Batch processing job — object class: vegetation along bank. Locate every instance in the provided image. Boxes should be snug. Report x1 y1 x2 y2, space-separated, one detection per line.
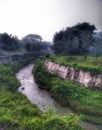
33 57 102 125
0 60 83 130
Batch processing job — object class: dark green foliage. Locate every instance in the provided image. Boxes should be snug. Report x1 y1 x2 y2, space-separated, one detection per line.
44 114 82 130
0 60 32 91
53 22 96 55
0 33 52 58
33 60 102 124
0 33 20 51
33 60 53 89
91 32 102 57
80 115 102 125
0 64 20 91
22 34 51 55
0 62 83 130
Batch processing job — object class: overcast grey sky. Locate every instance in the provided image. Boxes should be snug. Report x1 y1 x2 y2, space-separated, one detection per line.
0 0 102 41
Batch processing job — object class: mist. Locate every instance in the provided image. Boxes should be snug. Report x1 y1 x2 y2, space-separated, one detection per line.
75 0 102 31
0 0 102 41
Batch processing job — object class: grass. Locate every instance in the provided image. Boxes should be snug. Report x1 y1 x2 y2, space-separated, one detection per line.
0 49 27 56
33 59 102 124
48 54 102 74
0 61 83 130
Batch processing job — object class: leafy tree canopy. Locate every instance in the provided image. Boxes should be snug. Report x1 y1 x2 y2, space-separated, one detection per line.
53 22 96 55
0 32 20 51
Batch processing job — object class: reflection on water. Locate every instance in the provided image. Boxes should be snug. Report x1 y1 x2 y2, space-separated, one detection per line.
16 64 102 130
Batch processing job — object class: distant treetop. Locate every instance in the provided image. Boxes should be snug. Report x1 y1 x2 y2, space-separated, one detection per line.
23 34 42 42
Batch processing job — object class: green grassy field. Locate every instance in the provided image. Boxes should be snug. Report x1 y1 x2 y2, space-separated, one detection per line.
33 59 102 124
0 61 83 130
48 54 102 73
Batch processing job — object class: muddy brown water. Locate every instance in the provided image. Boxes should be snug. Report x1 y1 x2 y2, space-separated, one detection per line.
16 64 102 130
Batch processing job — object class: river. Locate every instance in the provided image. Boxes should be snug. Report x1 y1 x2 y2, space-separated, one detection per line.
16 64 102 130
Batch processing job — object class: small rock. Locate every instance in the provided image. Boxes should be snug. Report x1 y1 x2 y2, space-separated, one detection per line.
22 87 25 90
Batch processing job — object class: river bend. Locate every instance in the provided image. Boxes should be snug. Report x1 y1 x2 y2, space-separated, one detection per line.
16 64 102 130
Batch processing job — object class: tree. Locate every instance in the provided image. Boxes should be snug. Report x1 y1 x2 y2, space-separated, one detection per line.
22 34 42 52
92 32 102 59
53 22 96 55
0 33 20 51
22 34 52 55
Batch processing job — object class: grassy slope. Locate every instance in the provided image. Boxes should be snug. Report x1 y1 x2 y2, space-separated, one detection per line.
48 54 102 73
0 61 83 130
33 59 102 125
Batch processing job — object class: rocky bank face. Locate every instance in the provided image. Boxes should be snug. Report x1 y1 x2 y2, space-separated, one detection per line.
44 60 102 89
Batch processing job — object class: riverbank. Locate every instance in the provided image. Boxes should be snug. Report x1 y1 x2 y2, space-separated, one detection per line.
16 63 102 130
0 61 83 130
33 59 102 125
43 60 102 89
16 64 73 114
47 54 102 74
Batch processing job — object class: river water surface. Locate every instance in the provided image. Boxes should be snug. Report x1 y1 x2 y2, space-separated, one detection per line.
16 64 102 130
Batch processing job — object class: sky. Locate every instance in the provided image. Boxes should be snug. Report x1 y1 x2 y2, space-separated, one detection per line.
0 0 102 41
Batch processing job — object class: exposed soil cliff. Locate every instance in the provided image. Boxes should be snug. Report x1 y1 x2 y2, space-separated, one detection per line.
44 60 102 89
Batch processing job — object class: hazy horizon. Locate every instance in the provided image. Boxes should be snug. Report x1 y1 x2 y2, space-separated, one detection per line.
0 0 102 41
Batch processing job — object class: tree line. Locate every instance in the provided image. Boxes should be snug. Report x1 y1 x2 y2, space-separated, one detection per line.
52 22 96 55
0 33 52 56
0 22 102 57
